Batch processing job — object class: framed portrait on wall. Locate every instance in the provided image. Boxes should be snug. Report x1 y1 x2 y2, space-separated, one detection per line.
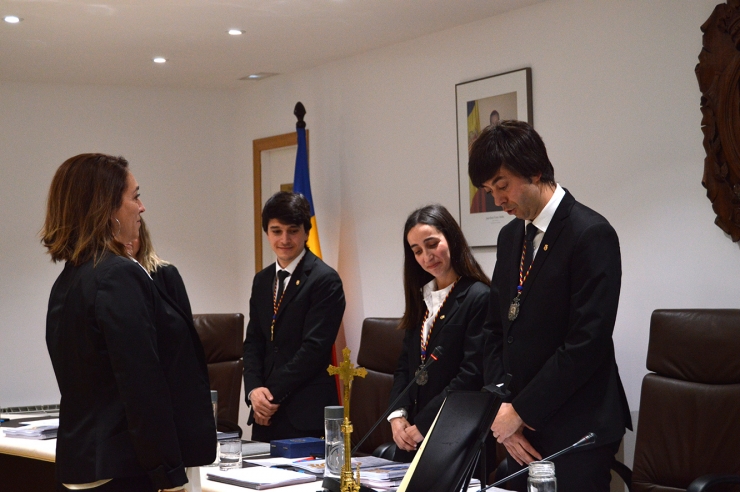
455 67 532 247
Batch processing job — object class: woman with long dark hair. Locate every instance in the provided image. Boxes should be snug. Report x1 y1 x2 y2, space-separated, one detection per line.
388 204 490 461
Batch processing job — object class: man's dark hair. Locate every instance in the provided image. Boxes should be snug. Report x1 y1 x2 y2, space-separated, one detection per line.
261 191 312 233
468 120 555 188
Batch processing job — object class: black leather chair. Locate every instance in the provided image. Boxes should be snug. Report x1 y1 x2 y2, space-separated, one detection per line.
612 309 740 492
348 317 405 455
193 313 245 434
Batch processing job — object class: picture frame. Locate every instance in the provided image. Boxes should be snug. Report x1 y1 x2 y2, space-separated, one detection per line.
252 131 307 271
455 67 532 247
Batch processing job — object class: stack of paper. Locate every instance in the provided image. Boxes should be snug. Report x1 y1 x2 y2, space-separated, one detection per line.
287 455 401 477
3 418 59 440
206 466 316 490
360 463 410 481
217 431 240 441
241 441 271 457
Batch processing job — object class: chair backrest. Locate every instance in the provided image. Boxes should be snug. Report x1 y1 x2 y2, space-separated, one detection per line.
193 313 245 429
632 309 740 491
349 317 405 455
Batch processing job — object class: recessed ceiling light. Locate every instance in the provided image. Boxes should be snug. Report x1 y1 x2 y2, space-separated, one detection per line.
228 29 244 36
4 15 22 24
239 72 278 81
153 57 167 64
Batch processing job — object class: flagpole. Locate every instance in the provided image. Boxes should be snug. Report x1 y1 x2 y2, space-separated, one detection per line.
293 102 341 402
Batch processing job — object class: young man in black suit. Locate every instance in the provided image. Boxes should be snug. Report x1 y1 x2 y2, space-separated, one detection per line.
243 192 345 442
469 121 632 492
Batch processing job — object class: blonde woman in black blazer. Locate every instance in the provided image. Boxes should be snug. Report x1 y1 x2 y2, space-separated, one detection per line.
130 218 193 321
388 204 490 461
42 154 215 492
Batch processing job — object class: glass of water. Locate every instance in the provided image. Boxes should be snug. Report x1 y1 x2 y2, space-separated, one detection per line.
219 438 242 471
527 461 556 492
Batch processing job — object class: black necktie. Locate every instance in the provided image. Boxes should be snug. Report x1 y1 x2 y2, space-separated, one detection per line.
522 223 539 274
276 270 290 301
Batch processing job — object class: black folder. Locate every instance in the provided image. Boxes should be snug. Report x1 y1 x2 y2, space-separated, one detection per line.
398 390 501 492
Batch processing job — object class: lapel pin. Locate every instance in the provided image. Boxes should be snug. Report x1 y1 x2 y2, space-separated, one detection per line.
543 244 549 251
295 280 300 285
440 315 445 320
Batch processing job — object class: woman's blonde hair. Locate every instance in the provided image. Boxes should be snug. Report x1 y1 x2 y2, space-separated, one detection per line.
41 153 130 265
135 218 170 274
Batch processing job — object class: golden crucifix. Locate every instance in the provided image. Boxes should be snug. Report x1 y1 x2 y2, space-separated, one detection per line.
327 347 367 492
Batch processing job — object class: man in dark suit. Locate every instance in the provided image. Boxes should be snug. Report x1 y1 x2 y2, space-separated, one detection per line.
468 121 632 492
243 191 345 442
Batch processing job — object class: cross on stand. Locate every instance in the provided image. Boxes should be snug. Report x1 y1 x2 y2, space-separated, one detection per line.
327 347 367 492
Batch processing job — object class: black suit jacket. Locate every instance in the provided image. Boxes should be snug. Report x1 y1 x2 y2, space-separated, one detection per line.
390 278 489 435
152 263 193 321
46 253 216 489
483 191 631 453
243 250 345 437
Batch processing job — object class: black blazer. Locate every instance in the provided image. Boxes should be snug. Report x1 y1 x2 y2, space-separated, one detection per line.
152 263 193 321
243 250 345 435
390 277 489 435
483 191 632 453
46 253 216 489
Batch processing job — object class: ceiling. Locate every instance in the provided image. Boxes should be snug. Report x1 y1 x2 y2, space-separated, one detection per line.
0 0 543 90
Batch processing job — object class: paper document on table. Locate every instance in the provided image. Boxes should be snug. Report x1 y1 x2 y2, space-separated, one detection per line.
3 418 59 440
206 466 315 489
242 457 297 467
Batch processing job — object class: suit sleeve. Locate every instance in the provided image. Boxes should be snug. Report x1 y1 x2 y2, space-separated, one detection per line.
412 285 489 435
513 222 622 430
265 268 345 403
95 261 187 490
482 255 509 397
243 274 267 402
388 326 415 413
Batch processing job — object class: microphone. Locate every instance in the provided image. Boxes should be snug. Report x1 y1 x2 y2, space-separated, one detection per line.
350 346 444 456
479 432 597 491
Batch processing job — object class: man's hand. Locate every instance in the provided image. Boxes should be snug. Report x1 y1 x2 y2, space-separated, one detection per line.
390 417 419 452
491 402 532 442
501 430 542 466
250 387 279 426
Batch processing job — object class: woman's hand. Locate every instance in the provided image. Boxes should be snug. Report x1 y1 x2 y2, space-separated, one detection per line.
391 417 422 452
403 425 424 447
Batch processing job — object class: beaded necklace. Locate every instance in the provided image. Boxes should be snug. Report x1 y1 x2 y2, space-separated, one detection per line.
271 274 288 341
419 278 459 365
508 235 535 321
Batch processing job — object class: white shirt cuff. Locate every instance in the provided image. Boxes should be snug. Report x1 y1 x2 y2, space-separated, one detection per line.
387 409 407 422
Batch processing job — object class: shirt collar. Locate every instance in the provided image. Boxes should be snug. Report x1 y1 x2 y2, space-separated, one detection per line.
422 278 456 299
526 183 565 234
275 247 307 276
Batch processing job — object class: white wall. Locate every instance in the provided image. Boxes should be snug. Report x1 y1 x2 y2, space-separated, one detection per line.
0 82 241 410
233 0 730 413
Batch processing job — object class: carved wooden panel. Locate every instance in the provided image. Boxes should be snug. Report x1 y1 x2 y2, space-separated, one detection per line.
696 0 740 241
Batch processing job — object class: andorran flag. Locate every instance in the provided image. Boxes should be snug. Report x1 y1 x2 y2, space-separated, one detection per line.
292 122 322 258
292 103 345 401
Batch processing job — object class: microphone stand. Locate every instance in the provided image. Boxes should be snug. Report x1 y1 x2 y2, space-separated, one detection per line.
350 346 443 456
478 432 597 491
